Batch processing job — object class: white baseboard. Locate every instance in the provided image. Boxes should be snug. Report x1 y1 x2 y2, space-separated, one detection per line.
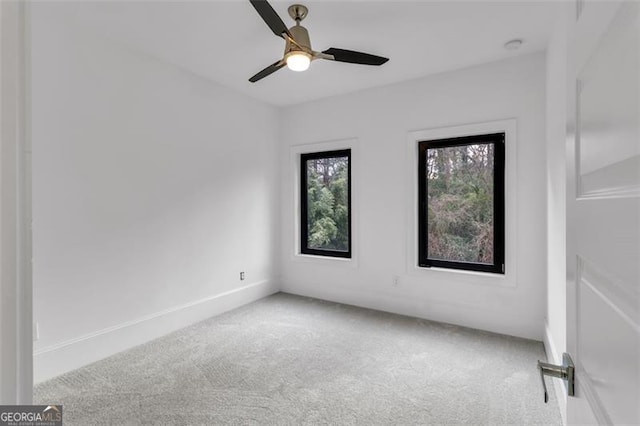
543 322 567 425
34 280 277 384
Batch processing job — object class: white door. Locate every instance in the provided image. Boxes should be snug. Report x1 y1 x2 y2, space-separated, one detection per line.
566 1 639 424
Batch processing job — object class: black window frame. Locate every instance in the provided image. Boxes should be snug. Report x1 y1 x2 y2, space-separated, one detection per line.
300 149 352 258
418 133 505 274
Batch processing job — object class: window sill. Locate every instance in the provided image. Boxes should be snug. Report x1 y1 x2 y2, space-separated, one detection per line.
410 265 515 288
292 253 358 268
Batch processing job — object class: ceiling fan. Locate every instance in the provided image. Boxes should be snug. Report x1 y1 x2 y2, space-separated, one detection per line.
248 0 389 83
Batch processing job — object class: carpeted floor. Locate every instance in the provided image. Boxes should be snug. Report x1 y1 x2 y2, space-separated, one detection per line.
35 293 561 425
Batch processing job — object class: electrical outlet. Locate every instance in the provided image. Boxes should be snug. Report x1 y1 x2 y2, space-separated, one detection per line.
240 272 245 281
392 276 399 287
33 321 39 342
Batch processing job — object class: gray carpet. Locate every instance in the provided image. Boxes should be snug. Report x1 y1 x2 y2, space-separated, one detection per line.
35 293 561 425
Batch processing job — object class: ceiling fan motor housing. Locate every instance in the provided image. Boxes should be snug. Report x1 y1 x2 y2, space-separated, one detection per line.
286 25 312 55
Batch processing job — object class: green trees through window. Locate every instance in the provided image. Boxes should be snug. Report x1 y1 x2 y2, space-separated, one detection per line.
427 143 495 263
301 150 351 258
418 134 505 274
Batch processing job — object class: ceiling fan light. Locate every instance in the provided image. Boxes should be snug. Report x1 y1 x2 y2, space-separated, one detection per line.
285 51 311 72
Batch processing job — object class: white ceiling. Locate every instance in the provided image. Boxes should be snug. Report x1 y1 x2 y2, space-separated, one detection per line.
56 1 558 106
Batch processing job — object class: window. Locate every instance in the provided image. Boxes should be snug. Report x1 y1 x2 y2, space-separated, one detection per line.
418 133 505 273
300 149 351 258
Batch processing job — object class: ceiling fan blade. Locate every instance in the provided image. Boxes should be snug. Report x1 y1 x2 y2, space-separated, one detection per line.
249 0 291 38
322 48 389 66
249 60 286 83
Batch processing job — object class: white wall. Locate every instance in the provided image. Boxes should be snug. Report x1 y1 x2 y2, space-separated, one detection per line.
30 5 280 382
544 11 568 424
280 53 547 340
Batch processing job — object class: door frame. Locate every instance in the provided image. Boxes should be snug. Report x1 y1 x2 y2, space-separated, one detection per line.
0 0 32 404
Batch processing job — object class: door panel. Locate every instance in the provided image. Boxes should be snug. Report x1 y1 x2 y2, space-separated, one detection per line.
567 1 640 424
578 259 639 424
577 4 639 198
